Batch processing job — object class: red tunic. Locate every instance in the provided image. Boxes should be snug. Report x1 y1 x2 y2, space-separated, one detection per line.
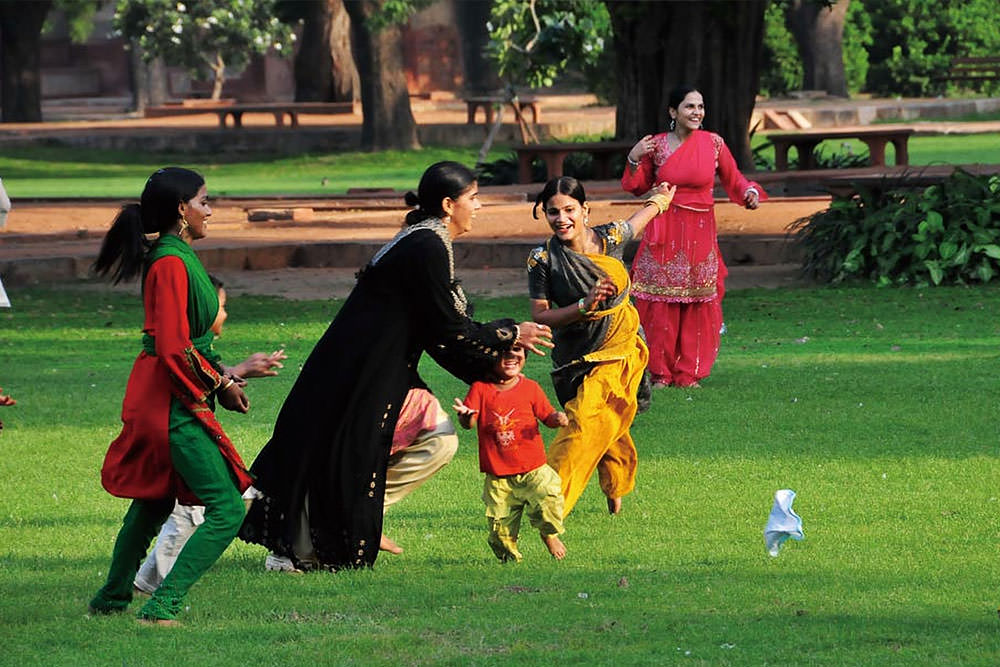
100 255 253 504
464 376 557 477
621 129 767 302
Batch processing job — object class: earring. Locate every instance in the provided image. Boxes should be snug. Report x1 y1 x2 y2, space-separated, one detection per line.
584 215 590 225
669 118 676 132
178 216 190 236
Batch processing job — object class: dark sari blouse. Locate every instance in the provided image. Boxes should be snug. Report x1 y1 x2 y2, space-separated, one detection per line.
527 221 636 404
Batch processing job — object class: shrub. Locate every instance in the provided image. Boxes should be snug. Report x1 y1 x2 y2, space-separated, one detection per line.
789 169 1000 286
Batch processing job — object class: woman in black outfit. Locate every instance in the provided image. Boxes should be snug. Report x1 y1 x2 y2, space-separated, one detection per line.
240 162 552 570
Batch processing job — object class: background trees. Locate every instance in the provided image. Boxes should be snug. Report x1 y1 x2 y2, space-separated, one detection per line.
114 0 293 101
607 1 768 170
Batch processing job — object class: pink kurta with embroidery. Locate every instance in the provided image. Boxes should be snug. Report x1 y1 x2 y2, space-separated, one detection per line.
621 129 766 303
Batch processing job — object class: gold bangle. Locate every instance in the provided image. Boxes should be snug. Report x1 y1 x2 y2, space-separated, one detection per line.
645 193 673 214
220 377 235 391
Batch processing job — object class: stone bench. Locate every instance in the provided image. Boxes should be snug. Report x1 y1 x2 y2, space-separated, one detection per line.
144 101 358 128
513 141 634 184
766 128 914 171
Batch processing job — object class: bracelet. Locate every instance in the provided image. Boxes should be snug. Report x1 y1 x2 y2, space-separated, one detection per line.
578 298 589 315
512 324 521 345
626 156 640 168
220 377 235 391
644 192 673 214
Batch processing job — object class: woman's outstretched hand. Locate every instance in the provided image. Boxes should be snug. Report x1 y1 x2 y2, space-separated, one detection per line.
218 381 250 413
517 321 554 356
744 188 760 210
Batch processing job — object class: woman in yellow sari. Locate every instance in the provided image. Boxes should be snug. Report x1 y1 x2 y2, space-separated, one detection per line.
528 177 674 515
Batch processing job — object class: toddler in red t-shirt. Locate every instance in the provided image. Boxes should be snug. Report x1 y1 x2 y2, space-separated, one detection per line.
453 345 569 562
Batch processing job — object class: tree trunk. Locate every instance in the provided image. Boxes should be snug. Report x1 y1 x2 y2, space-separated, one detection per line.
455 0 499 94
0 0 53 123
343 0 419 151
787 0 849 97
294 0 358 102
607 0 766 170
210 53 226 101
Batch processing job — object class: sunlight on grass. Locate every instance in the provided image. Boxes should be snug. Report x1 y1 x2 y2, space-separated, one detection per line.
2 286 1000 663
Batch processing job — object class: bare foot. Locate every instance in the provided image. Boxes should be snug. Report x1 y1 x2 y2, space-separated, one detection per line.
138 617 180 627
542 534 566 560
607 497 622 515
379 534 403 554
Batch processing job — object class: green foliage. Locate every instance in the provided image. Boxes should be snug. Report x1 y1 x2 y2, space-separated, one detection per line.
113 0 293 95
863 0 1000 96
486 0 610 90
842 0 871 95
759 1 803 97
790 169 1000 286
364 0 432 32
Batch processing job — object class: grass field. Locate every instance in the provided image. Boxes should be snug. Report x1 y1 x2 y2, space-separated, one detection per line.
0 131 998 199
2 285 999 665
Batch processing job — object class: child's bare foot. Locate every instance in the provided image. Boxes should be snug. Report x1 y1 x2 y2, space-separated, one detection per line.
607 497 622 515
542 534 566 560
379 534 403 554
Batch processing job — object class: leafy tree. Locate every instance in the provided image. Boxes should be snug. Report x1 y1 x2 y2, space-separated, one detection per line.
114 0 294 100
841 0 870 95
760 2 803 97
486 0 610 90
863 0 1000 97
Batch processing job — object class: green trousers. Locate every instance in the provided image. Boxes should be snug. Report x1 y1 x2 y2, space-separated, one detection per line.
89 399 245 620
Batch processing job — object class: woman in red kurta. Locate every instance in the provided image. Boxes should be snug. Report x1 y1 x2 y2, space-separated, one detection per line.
89 168 253 625
621 86 766 388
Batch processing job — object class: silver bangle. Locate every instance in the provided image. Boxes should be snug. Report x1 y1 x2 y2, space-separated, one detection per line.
627 156 640 168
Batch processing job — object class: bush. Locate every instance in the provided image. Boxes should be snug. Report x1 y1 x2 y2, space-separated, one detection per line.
789 169 1000 286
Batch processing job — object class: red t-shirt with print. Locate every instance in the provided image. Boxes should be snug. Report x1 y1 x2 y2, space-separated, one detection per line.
463 376 557 476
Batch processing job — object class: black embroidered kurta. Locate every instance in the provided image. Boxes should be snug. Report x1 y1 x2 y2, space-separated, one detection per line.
240 220 518 569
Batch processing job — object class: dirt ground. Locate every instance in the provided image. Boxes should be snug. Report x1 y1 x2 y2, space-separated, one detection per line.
1 195 826 298
2 195 824 239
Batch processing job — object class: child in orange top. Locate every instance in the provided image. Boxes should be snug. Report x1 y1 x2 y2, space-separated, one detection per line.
453 345 569 562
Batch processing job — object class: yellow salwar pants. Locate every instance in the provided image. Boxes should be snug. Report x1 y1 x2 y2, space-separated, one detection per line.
547 342 647 516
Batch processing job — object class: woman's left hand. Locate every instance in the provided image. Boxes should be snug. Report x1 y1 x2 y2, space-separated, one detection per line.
744 189 760 210
516 322 554 356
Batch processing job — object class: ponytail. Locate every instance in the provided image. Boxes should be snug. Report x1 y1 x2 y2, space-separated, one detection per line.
91 167 205 284
93 204 148 284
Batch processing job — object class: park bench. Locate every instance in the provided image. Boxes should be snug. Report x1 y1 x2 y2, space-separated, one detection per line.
464 95 541 126
767 128 913 171
513 140 634 184
934 57 1000 84
144 101 358 128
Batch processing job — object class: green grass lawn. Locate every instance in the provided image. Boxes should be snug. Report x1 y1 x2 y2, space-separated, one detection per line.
0 145 488 198
2 285 999 665
1 131 998 199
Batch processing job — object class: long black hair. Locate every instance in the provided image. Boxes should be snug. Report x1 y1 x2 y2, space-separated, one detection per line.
403 161 476 226
93 167 205 284
532 176 587 219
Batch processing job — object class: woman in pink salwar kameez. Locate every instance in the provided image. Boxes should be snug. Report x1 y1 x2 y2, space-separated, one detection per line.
621 86 766 388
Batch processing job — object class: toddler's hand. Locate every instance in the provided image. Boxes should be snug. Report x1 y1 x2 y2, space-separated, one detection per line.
554 411 569 427
451 398 477 418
